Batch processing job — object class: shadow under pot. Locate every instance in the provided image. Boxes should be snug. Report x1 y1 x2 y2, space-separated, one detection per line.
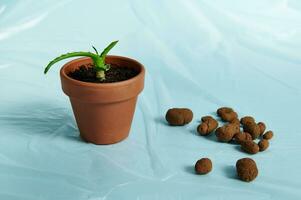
60 56 145 144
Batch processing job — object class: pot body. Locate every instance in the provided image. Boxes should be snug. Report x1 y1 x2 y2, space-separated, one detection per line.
60 56 145 144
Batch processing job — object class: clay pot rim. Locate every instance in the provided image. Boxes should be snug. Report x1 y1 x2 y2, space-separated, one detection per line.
60 55 145 88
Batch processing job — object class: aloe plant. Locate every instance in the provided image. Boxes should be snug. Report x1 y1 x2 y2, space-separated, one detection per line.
44 40 118 80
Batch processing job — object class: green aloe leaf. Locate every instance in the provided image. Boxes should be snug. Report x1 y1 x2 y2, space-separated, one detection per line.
44 40 119 80
100 40 118 59
44 52 98 74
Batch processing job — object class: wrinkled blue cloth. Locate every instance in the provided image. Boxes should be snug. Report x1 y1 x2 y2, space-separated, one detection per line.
0 0 301 199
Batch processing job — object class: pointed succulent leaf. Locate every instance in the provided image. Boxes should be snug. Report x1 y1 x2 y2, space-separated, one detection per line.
44 51 99 74
100 40 118 59
44 40 119 81
92 46 99 55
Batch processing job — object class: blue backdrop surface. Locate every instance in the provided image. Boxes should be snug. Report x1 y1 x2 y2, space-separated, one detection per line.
0 0 301 199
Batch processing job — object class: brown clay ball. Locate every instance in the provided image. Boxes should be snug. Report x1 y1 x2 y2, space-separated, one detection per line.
181 108 193 124
234 132 252 144
201 116 214 122
195 158 212 175
217 107 233 116
243 122 261 139
263 131 273 140
197 123 208 136
241 140 259 154
217 107 238 122
230 118 240 125
197 116 218 136
165 108 193 126
220 112 238 122
236 158 258 182
240 116 255 126
257 122 266 136
258 139 269 151
215 123 240 142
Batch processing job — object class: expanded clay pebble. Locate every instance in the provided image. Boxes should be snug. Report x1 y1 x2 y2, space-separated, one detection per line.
217 107 231 116
230 118 240 125
257 122 266 136
165 108 193 126
240 116 255 126
234 132 252 144
241 141 259 154
217 107 238 122
215 123 240 142
197 116 218 136
243 122 261 139
236 158 258 182
195 158 212 175
201 116 214 122
258 139 269 151
263 131 273 140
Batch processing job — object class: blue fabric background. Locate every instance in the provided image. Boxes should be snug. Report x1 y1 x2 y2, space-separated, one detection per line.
1 0 301 199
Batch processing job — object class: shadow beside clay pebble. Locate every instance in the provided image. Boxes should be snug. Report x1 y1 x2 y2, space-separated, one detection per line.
184 165 196 175
200 132 218 143
189 129 199 136
155 116 169 125
222 165 237 180
234 145 245 153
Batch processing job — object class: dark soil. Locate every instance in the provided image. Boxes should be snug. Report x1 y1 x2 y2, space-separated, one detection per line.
68 64 139 83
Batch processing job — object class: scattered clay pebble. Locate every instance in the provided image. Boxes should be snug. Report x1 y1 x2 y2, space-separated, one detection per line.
197 116 218 136
195 158 212 175
243 122 261 139
241 141 259 154
217 107 232 116
221 112 238 122
240 116 255 126
236 158 258 182
257 122 266 136
165 108 193 126
230 118 240 125
258 139 269 151
217 107 238 122
263 131 273 140
215 123 240 142
201 116 214 122
234 132 252 144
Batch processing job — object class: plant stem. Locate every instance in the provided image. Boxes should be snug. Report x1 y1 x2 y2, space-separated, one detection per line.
96 70 105 80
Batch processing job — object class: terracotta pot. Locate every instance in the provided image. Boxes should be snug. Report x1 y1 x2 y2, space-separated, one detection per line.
60 56 145 144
